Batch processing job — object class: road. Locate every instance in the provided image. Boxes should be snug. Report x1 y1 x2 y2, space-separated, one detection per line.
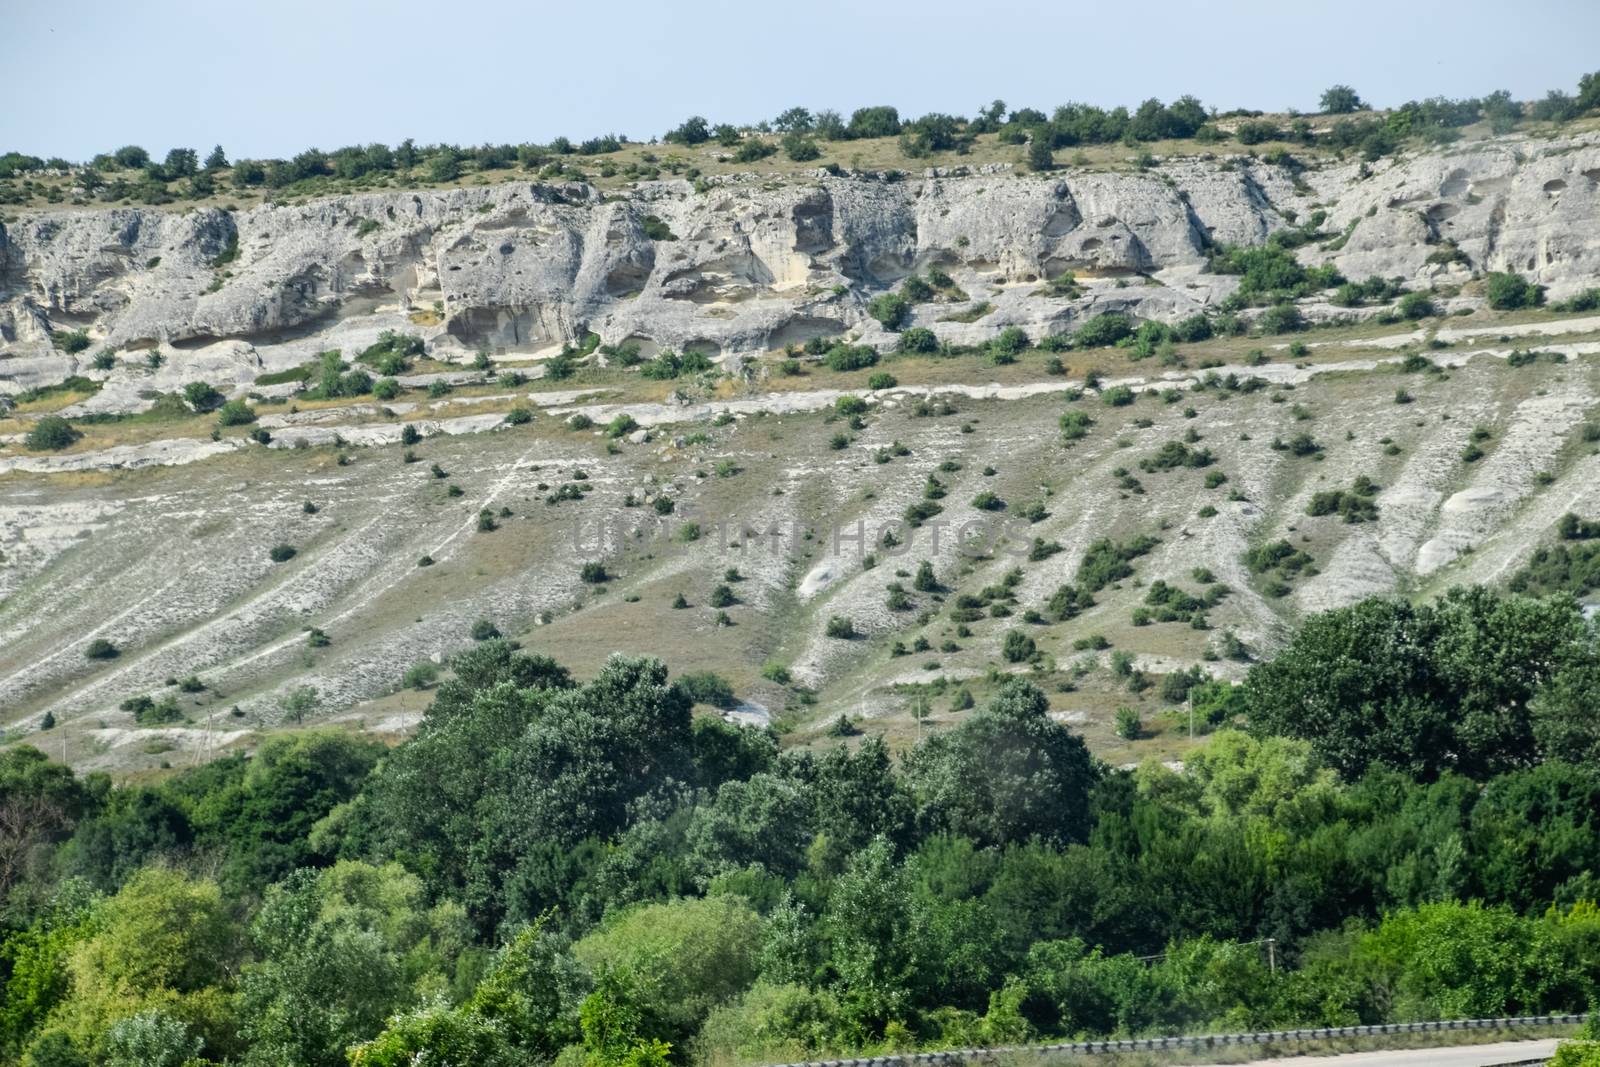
1236 1038 1560 1066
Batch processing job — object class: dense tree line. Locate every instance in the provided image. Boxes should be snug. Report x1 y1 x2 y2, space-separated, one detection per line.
4 587 1600 1065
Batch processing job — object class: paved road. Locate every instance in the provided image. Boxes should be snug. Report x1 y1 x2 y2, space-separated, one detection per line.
1235 1038 1560 1066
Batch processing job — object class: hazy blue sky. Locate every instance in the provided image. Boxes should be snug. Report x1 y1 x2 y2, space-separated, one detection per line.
6 0 1597 161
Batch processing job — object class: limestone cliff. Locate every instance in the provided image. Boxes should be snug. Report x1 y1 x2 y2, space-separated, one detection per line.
4 130 1597 400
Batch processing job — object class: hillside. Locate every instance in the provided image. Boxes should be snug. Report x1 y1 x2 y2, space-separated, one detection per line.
3 126 1600 771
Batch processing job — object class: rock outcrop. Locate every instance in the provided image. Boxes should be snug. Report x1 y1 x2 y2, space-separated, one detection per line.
3 131 1600 397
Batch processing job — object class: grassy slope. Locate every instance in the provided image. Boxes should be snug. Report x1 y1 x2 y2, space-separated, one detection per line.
4 307 1600 775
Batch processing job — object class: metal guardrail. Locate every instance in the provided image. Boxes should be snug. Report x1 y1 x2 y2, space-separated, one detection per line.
768 1013 1587 1067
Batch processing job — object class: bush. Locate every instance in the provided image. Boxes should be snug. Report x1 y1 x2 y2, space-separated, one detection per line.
897 327 939 354
1078 534 1159 591
867 293 911 331
1554 288 1600 313
402 662 439 690
641 215 677 241
1101 385 1136 407
990 326 1030 360
579 561 609 583
782 133 821 161
677 670 736 708
1257 303 1305 333
825 616 857 639
901 276 934 303
52 328 91 354
85 638 120 660
867 372 898 390
1398 291 1437 320
1002 630 1036 663
182 381 225 411
972 490 1006 511
24 415 81 451
470 618 501 641
1060 410 1094 441
1074 313 1133 348
1235 120 1282 145
824 345 879 372
1307 480 1381 523
216 399 256 426
1114 707 1142 739
372 378 401 400
269 544 297 562
1485 272 1544 310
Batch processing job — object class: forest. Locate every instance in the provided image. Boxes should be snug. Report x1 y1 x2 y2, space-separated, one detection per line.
4 585 1600 1067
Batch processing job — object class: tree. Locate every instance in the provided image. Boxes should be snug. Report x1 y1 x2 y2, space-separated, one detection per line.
1532 652 1600 764
509 657 694 848
103 1010 201 1067
1245 589 1585 780
427 151 461 182
573 896 762 1043
160 148 198 179
665 116 710 145
846 106 902 139
773 107 814 133
356 654 684 929
902 680 1098 848
1320 85 1369 114
1027 137 1054 171
1468 761 1600 909
205 730 382 893
686 772 813 881
52 868 234 1060
203 145 228 170
0 747 94 901
238 862 471 1067
823 837 919 1027
348 1006 505 1067
280 686 317 723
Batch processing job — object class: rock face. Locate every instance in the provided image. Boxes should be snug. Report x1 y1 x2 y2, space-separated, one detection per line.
3 131 1600 395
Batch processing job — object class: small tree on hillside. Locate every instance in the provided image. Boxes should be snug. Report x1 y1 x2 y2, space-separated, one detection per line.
1320 85 1369 114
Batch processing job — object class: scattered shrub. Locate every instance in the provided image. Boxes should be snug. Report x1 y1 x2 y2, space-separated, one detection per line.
1485 271 1544 310
24 415 81 451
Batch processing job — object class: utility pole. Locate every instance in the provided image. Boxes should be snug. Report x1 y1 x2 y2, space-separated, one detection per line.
1267 938 1277 975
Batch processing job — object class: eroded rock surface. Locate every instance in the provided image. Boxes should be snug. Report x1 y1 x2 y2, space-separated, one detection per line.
6 133 1598 396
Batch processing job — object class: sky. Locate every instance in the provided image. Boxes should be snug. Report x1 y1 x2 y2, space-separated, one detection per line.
5 0 1597 162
